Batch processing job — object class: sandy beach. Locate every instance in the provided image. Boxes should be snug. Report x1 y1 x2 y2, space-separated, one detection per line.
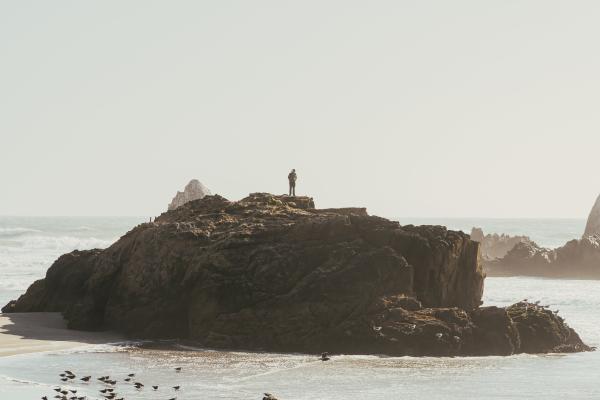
0 312 122 357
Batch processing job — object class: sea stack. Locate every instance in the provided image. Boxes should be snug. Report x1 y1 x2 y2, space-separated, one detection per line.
470 227 532 261
2 193 591 356
168 179 211 210
583 194 600 238
482 193 600 278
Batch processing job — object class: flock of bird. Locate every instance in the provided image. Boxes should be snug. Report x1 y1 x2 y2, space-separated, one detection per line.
41 353 331 400
40 367 183 400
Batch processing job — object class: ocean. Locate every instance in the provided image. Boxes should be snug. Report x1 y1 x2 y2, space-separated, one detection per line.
0 216 598 399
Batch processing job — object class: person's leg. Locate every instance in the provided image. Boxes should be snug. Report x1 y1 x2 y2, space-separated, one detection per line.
292 183 296 196
289 184 292 196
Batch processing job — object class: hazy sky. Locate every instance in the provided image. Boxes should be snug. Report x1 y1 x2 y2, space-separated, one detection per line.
1 1 599 218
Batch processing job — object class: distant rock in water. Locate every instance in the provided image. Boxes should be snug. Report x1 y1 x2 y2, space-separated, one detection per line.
584 194 600 238
2 193 591 356
483 193 600 279
485 236 600 279
168 179 211 210
470 227 532 260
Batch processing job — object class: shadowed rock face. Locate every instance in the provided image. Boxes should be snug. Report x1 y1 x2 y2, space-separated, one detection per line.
2 193 591 356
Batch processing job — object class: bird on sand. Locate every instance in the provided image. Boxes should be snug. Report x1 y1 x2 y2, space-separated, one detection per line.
320 352 330 361
152 386 158 390
175 367 182 372
80 376 91 382
173 386 180 391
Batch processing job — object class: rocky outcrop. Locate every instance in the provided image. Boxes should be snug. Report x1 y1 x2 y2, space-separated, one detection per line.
506 302 589 354
2 193 591 356
485 236 600 278
470 228 532 261
168 179 211 210
584 194 600 238
481 192 600 278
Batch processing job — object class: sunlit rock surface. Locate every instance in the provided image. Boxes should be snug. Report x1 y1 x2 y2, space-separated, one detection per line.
168 179 211 210
584 194 600 238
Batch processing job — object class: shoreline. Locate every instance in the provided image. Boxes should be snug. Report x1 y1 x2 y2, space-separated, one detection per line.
0 312 122 357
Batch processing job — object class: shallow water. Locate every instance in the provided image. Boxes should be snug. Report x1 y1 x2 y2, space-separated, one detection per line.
0 277 598 400
0 217 598 399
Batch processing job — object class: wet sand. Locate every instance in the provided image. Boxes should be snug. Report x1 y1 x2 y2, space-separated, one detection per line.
0 312 122 357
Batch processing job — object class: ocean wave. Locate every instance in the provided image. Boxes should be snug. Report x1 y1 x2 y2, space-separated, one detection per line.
0 374 49 386
175 343 212 352
52 341 143 355
3 235 114 251
0 227 43 237
0 235 116 293
73 226 95 231
0 279 36 290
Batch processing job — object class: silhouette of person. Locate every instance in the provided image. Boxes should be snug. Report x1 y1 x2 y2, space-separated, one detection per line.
288 169 297 196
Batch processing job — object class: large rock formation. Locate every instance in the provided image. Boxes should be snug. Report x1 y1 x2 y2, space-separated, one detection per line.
470 227 532 261
584 194 600 238
485 236 600 278
168 179 211 210
2 193 591 356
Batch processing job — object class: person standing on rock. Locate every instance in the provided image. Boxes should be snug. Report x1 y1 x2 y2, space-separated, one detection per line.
288 169 297 196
